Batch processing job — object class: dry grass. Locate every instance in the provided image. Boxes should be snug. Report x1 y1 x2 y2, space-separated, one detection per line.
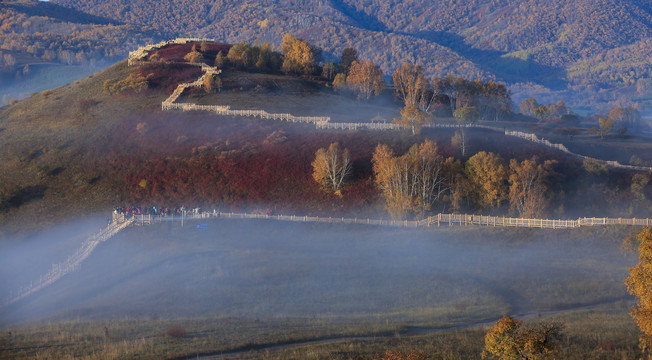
0 303 639 360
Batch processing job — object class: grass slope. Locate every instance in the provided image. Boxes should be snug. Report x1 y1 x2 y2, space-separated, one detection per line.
1 53 650 239
0 219 639 359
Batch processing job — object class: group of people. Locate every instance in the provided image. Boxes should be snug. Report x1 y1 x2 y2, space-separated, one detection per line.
113 206 204 217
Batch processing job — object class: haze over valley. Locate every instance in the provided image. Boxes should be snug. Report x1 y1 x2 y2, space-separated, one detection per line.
1 0 652 358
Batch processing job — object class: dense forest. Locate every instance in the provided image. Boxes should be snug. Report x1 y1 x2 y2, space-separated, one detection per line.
0 1 163 80
50 0 652 114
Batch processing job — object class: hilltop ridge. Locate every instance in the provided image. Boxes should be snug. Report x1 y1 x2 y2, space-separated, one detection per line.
51 0 652 113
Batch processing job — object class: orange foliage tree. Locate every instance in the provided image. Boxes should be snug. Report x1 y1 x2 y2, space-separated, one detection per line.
281 33 316 75
465 152 508 211
347 59 384 100
484 315 563 360
625 228 652 356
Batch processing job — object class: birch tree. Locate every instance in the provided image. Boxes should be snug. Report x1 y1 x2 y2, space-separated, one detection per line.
508 157 555 218
347 60 384 100
372 141 449 219
312 142 352 192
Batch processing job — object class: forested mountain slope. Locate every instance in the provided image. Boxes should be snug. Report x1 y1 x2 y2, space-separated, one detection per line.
43 0 652 113
0 1 163 79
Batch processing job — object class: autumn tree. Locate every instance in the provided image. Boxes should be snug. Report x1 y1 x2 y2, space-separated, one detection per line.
184 45 204 64
533 105 549 120
435 75 464 114
454 106 479 123
484 315 563 360
281 33 316 75
411 140 448 214
519 97 539 116
452 106 479 157
332 73 347 91
203 73 221 93
392 62 428 109
452 130 468 157
214 50 227 68
227 41 253 68
322 61 336 81
630 174 650 215
339 47 358 75
312 142 352 193
465 152 508 211
347 59 384 100
625 228 652 356
547 101 568 117
598 117 613 139
372 144 415 219
609 106 642 132
508 157 555 218
372 141 449 219
393 104 430 135
477 80 512 121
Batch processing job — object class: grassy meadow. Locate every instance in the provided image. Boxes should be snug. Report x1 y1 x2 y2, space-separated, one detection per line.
0 218 642 359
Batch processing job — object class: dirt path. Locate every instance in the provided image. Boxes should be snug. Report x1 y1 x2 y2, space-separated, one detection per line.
183 300 629 359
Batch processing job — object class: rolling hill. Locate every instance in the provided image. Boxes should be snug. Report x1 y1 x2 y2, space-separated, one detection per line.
50 0 652 113
0 44 650 240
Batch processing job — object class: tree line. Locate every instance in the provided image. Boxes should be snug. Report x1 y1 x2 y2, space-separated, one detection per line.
519 95 645 138
313 140 559 220
0 5 161 77
181 36 515 128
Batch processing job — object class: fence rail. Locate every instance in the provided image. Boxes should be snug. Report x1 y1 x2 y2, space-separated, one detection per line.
5 209 650 306
505 130 652 172
3 217 133 306
127 211 652 230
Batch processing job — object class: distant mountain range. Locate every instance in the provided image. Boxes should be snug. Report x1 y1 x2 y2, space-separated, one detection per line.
12 0 652 113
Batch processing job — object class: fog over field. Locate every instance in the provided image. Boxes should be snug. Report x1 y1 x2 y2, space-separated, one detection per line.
0 63 110 105
0 218 635 326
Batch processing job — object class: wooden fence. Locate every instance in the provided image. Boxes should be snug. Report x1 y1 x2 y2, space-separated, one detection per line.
5 210 651 306
149 40 652 174
506 130 652 172
3 217 133 306
128 211 652 230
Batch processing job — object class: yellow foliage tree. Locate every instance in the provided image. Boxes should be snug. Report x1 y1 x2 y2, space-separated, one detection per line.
184 45 204 64
311 142 352 192
465 151 508 211
484 315 563 360
393 104 430 135
392 62 428 108
625 228 652 355
281 33 316 75
598 117 613 139
347 59 384 100
372 141 449 219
